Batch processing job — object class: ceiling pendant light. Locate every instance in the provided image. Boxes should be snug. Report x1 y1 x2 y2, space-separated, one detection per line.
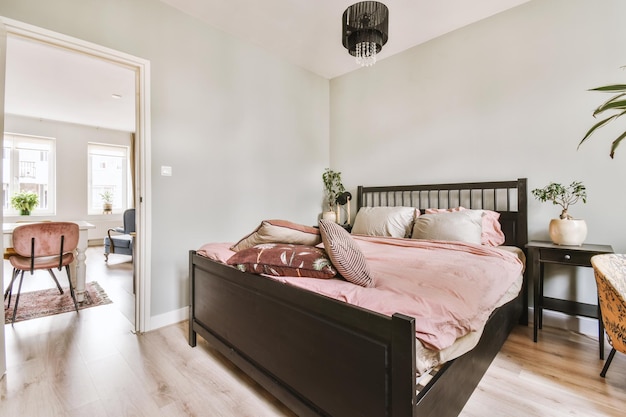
342 1 389 67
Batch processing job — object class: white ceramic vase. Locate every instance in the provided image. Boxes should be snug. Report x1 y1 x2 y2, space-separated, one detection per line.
548 218 587 246
321 211 337 223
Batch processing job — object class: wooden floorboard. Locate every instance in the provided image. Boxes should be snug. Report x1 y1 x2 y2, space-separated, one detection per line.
2 250 625 416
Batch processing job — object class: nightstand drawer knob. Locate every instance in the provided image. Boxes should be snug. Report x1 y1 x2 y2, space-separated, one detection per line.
564 254 571 260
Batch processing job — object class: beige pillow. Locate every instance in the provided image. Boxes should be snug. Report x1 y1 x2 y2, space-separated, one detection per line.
411 210 483 244
351 207 417 238
425 207 505 246
231 220 321 252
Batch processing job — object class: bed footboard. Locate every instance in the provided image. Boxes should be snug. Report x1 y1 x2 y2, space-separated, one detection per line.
189 250 417 417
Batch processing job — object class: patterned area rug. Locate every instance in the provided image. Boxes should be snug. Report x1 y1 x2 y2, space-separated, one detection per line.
4 281 112 324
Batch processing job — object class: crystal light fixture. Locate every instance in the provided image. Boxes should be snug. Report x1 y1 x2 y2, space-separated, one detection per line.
342 2 389 67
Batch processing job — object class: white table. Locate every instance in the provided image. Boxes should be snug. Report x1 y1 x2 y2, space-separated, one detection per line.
3 221 95 303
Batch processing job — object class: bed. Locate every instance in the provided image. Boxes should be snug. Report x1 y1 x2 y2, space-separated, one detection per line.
188 178 528 417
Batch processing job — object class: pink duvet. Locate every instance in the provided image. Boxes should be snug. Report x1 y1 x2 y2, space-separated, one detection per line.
197 236 523 351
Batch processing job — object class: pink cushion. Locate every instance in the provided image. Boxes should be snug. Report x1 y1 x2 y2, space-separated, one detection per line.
10 252 74 270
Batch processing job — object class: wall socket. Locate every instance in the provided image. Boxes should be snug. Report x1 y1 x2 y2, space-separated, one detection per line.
161 166 172 176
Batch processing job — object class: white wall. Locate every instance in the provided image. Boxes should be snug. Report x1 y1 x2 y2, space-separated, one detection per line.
4 114 131 241
331 0 626 330
0 0 330 318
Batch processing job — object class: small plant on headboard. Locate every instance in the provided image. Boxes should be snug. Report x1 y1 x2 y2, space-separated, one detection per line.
322 168 345 211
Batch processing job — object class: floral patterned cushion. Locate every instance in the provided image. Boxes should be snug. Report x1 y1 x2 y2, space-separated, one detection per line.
227 243 336 279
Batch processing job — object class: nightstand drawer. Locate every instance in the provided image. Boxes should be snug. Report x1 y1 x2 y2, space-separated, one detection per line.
539 248 593 266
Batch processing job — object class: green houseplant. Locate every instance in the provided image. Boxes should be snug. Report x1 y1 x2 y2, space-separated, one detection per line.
579 73 626 158
531 181 587 245
322 168 345 221
100 190 114 213
10 190 39 215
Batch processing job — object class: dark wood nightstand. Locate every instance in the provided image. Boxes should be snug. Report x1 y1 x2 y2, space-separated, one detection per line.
526 240 613 359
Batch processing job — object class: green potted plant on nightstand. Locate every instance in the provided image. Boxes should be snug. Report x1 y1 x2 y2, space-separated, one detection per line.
531 181 587 245
322 168 345 223
10 190 39 216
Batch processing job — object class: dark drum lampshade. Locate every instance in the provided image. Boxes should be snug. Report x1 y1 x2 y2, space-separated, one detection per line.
342 1 389 67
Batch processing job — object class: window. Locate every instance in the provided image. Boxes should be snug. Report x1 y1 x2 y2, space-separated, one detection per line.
3 133 56 215
88 143 129 214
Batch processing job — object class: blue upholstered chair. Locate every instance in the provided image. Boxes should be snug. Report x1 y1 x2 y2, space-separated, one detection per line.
104 208 135 262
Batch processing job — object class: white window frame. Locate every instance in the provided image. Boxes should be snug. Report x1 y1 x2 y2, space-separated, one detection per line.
3 132 56 216
87 142 130 215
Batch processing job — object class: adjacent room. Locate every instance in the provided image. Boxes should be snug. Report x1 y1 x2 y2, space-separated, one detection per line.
1 0 626 416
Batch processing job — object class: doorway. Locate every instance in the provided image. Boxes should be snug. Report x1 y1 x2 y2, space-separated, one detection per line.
0 17 151 333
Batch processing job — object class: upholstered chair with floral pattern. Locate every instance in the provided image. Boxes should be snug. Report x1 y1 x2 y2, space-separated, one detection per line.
591 253 626 377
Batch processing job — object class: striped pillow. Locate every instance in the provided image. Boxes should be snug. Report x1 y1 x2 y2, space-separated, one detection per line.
318 219 372 287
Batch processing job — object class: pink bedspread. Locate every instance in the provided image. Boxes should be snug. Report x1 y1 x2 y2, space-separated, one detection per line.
197 237 523 350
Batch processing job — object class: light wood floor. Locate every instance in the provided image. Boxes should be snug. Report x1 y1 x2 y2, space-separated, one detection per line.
2 256 626 416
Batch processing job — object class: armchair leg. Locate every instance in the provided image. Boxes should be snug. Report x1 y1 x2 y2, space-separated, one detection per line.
4 268 19 306
47 269 64 294
600 348 617 377
11 270 26 325
65 265 79 313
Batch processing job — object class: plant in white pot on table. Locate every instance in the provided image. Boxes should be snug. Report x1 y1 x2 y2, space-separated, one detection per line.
100 190 114 214
10 190 39 216
531 181 588 246
322 168 345 223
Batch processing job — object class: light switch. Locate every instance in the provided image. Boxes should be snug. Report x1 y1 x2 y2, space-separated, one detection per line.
161 166 172 176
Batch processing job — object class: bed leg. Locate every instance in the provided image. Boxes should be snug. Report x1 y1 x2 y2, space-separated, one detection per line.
189 327 197 347
391 313 416 417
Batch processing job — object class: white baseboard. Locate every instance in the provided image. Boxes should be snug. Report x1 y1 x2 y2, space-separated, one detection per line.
527 307 601 340
148 306 189 331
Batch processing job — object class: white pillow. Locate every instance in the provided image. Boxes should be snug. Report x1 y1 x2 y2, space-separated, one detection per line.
351 207 417 238
411 210 483 244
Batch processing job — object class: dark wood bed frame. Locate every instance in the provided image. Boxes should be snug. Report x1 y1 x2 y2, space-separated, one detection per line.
189 178 528 417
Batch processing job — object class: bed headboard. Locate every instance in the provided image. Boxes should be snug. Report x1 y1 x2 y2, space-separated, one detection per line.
356 178 528 248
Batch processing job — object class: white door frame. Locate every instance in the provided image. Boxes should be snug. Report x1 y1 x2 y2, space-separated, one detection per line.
0 19 7 379
0 16 152 333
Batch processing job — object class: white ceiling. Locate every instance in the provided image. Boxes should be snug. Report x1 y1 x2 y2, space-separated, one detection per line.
161 0 531 79
5 35 137 132
3 0 530 132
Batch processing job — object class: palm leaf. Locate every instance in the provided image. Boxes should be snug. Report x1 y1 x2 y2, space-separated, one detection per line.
610 130 626 158
579 112 625 149
590 84 626 92
593 95 626 116
581 72 626 157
